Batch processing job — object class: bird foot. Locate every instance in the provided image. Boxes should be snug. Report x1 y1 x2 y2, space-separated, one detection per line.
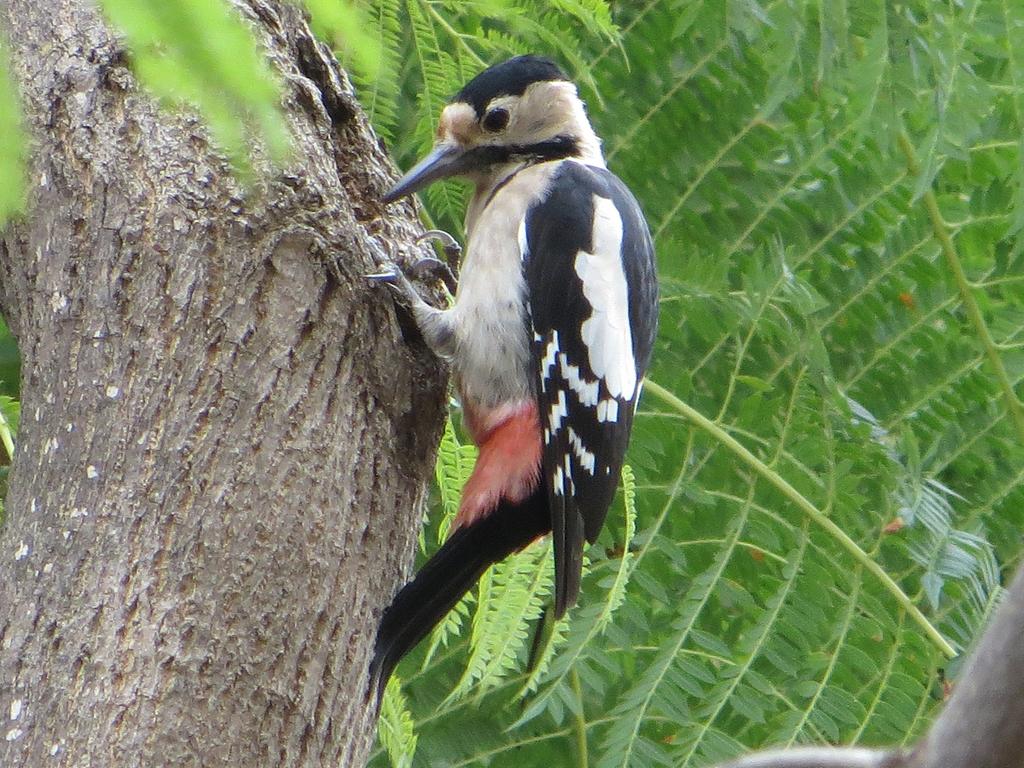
405 257 457 294
414 230 460 293
366 229 461 299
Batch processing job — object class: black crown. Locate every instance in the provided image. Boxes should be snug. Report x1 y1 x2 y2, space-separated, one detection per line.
454 55 569 116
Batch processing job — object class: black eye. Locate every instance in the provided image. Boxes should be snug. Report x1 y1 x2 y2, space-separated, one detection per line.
482 107 510 132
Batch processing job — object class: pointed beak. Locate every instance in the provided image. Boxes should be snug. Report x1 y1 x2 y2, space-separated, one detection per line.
382 143 472 203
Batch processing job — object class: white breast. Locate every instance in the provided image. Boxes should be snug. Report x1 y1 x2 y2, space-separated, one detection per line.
452 163 559 409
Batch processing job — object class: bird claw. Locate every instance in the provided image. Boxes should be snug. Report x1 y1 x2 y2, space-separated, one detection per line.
366 264 418 304
416 230 461 293
407 257 458 294
365 269 399 285
367 230 461 299
416 229 462 261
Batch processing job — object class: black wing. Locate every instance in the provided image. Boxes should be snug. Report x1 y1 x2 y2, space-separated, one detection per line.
523 160 658 617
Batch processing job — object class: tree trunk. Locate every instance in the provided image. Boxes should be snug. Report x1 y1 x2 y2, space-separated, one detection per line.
0 1 445 766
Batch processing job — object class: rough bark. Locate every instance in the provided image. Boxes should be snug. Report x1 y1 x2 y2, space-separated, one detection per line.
0 1 445 766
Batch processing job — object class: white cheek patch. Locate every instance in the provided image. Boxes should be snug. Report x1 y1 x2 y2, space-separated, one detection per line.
574 196 637 401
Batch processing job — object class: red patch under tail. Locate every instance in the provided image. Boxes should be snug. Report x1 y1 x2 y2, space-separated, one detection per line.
454 400 542 532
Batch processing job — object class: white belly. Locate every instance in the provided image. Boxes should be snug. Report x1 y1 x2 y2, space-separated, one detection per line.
452 163 559 409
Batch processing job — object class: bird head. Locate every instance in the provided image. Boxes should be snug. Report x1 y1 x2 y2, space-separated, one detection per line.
383 55 602 203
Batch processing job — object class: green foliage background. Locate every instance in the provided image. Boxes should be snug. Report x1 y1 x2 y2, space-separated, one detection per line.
1 0 1023 765
360 1 1024 766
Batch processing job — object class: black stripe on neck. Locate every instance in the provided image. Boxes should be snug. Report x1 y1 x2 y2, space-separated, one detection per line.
510 135 581 162
484 169 521 207
468 135 580 169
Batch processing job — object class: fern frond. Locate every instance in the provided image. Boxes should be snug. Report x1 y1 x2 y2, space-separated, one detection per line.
433 417 477 538
446 540 552 700
348 0 403 140
378 675 418 768
369 1 1024 766
595 464 636 632
421 418 477 663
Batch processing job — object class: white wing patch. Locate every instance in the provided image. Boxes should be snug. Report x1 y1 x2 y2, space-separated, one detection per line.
574 195 637 401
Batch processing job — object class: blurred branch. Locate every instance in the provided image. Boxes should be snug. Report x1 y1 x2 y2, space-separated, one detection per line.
719 747 903 768
909 563 1024 767
715 561 1024 768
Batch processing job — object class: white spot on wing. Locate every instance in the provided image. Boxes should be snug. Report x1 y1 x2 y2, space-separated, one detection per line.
597 398 619 423
548 390 567 432
518 216 529 261
559 353 599 406
568 427 596 475
575 196 637 400
541 332 560 382
564 453 576 494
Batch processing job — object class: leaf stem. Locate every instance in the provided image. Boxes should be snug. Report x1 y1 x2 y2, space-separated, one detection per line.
571 667 589 768
897 131 1024 443
642 379 956 658
422 1 486 68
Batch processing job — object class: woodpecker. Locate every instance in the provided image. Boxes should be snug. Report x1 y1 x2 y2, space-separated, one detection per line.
370 55 658 694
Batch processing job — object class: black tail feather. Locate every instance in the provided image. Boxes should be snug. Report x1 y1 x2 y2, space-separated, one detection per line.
370 490 550 701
